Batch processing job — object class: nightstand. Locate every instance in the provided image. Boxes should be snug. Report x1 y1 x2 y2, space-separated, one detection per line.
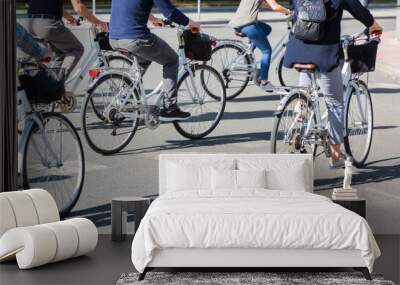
332 199 366 218
111 196 153 242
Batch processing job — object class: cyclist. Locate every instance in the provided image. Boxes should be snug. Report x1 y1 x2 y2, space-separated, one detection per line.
229 0 291 91
20 0 108 78
16 22 52 62
109 0 200 121
284 0 382 168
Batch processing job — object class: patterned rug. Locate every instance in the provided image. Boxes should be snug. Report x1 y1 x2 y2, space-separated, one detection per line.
116 272 396 285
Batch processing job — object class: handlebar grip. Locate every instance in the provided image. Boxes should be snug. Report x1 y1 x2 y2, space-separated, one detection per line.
162 19 176 28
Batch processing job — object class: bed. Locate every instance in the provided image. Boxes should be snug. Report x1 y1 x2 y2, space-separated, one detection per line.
131 154 380 280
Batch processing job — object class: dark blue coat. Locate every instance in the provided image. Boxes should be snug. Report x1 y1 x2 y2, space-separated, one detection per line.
109 0 189 40
284 0 374 72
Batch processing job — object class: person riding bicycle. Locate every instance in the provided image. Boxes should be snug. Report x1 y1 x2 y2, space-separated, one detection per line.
16 22 52 62
20 0 108 78
229 0 291 91
108 0 200 121
284 0 382 168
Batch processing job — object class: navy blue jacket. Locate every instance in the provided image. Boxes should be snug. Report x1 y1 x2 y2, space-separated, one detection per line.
284 0 374 72
109 0 189 40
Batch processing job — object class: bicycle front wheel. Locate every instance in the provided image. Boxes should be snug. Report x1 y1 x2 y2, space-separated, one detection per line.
344 80 373 168
22 112 85 218
208 43 251 100
82 73 140 155
174 64 226 139
270 91 317 156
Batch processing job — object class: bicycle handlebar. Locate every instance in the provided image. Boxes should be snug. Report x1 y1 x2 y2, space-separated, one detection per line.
162 19 176 28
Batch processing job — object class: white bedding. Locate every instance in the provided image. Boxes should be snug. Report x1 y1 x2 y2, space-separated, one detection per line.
131 190 380 273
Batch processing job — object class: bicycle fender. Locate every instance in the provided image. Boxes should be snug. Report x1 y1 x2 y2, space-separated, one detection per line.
214 39 248 50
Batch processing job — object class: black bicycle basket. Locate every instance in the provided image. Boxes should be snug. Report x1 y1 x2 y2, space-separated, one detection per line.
348 39 379 73
19 67 65 104
182 29 212 61
95 32 113 51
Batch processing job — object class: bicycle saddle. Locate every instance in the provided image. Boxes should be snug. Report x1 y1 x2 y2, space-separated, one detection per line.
114 48 131 54
293 63 317 71
234 31 246 38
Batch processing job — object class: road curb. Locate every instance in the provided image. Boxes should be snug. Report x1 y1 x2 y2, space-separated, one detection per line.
376 62 400 81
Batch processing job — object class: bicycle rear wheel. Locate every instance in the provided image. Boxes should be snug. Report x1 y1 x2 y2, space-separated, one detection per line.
174 64 226 139
270 91 317 156
277 55 300 87
82 73 140 155
208 43 251 100
344 80 373 168
22 112 84 218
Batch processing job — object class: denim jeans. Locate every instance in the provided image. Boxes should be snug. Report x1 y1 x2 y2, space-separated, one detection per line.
239 21 272 81
110 33 179 106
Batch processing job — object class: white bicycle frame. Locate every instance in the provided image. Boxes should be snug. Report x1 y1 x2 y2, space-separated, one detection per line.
98 26 203 122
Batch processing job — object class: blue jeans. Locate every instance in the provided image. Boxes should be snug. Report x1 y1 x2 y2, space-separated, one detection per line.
239 21 272 81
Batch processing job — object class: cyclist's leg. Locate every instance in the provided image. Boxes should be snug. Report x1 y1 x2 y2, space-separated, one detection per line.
240 22 272 82
109 39 151 76
317 66 344 162
111 35 178 105
20 18 84 78
109 35 188 120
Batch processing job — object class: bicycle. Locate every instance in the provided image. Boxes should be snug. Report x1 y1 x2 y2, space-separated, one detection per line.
208 17 297 100
24 20 133 112
81 22 226 155
270 30 378 168
17 60 85 217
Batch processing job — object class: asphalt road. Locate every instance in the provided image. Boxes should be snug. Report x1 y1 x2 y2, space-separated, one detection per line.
65 19 400 235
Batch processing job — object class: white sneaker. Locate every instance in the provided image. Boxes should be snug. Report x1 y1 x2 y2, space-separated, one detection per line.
329 154 346 169
259 82 275 92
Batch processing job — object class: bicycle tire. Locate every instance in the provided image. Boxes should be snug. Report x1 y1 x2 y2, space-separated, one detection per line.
277 55 300 87
82 73 140 155
22 112 85 218
208 43 251 100
343 80 373 168
174 64 226 139
270 91 317 157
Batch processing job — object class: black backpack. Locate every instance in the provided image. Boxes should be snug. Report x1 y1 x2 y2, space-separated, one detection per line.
182 29 212 61
19 68 65 104
292 0 336 42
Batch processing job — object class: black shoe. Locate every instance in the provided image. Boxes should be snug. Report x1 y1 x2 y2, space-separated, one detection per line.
159 106 191 122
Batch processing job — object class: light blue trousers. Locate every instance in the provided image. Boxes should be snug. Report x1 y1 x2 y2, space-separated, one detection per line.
299 65 344 145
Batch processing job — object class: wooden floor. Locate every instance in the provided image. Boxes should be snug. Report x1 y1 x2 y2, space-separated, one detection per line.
0 235 398 285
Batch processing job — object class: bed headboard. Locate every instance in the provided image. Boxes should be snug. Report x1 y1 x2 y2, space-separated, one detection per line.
159 153 314 195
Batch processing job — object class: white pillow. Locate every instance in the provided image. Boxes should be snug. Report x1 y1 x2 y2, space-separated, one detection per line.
167 163 210 191
211 169 267 190
238 159 308 192
236 169 267 189
211 168 236 190
167 160 236 192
